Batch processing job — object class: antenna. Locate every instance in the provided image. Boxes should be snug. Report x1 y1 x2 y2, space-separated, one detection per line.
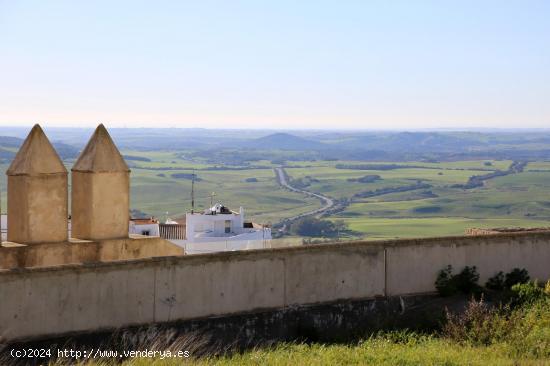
191 169 195 214
210 192 216 207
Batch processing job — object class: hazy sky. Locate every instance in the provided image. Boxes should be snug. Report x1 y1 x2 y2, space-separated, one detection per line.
1 1 549 130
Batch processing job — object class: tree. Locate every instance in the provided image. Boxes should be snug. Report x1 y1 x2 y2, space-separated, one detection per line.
290 217 345 237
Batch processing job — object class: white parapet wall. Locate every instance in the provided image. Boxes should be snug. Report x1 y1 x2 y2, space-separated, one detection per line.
1 232 550 341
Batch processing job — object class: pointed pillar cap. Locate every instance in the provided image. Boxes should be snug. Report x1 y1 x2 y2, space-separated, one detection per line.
72 124 130 173
6 124 67 176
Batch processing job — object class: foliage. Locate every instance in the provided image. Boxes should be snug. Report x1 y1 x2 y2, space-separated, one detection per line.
505 268 530 289
353 182 431 199
123 155 152 162
346 174 382 183
435 265 480 296
511 281 546 304
443 296 512 346
171 173 202 181
290 217 346 237
435 265 456 296
443 295 550 358
485 271 505 290
455 266 481 294
47 298 550 365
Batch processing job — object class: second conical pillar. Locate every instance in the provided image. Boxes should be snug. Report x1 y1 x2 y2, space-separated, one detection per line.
71 124 130 240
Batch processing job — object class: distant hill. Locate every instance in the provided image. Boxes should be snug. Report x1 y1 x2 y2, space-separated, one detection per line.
375 132 486 152
52 142 80 160
335 132 487 153
243 133 326 150
0 136 25 147
0 135 79 161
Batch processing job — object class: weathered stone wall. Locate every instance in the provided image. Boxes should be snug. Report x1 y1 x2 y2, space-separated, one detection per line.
71 124 131 241
385 235 550 295
1 232 549 341
0 236 184 270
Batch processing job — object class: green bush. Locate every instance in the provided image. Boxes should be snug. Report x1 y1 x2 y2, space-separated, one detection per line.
435 265 456 296
290 217 346 237
511 281 546 304
435 265 480 296
455 266 481 294
505 268 530 288
443 296 512 346
443 295 550 358
485 271 505 290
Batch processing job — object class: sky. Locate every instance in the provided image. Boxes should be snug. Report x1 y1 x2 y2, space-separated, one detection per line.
0 0 549 130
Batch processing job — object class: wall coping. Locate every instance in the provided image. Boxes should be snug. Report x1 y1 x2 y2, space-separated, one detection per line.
1 230 549 278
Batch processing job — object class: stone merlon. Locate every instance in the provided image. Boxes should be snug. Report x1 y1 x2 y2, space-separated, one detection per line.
71 124 130 240
72 123 130 173
6 124 68 244
7 124 67 176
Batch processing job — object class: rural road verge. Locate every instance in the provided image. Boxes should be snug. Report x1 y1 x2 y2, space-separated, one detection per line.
274 167 335 232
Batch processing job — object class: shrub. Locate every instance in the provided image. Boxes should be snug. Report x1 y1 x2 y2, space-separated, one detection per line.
290 217 345 237
506 298 550 358
443 296 511 346
455 266 481 295
435 265 480 296
435 265 456 296
511 281 546 305
485 271 505 290
505 268 530 288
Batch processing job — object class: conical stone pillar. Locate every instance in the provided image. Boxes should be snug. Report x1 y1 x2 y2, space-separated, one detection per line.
6 124 68 244
71 124 130 240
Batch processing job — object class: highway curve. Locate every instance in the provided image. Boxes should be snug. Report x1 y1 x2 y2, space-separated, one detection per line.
274 167 335 230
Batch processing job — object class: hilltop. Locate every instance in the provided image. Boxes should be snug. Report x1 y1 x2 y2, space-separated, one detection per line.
0 135 80 161
242 133 326 150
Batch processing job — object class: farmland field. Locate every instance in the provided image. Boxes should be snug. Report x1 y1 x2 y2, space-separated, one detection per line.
107 154 550 239
1 127 550 241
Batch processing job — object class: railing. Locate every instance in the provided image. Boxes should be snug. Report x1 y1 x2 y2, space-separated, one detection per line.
159 224 186 240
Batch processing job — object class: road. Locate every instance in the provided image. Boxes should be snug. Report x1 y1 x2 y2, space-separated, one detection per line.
274 167 335 230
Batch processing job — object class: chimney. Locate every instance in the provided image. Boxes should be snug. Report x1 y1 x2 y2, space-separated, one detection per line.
6 124 68 244
71 124 130 240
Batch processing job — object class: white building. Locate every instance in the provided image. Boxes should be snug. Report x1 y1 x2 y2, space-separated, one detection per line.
178 204 271 254
2 204 271 255
131 204 271 254
129 218 160 237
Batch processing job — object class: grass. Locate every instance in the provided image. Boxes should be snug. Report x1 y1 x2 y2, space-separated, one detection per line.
124 152 323 223
47 295 550 365
339 217 550 240
123 340 539 365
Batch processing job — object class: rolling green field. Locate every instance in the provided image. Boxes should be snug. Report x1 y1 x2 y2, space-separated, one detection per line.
1 153 549 240
127 156 550 239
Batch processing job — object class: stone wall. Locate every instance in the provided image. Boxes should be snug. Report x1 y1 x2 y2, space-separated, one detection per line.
1 232 549 341
0 236 184 270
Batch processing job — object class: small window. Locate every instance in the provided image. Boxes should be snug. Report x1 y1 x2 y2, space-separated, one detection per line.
225 220 231 234
142 230 150 236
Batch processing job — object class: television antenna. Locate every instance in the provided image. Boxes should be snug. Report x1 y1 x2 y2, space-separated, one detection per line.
191 169 195 214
